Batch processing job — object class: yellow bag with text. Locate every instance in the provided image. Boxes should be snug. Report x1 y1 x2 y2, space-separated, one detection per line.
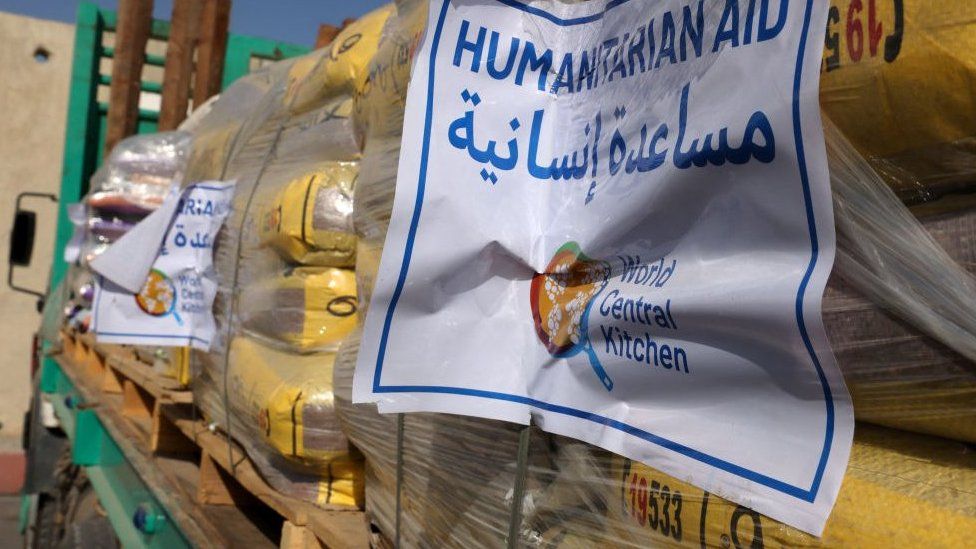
258 163 357 267
519 424 976 547
285 5 393 114
605 426 976 547
821 0 976 205
227 337 363 507
352 0 428 314
240 267 358 351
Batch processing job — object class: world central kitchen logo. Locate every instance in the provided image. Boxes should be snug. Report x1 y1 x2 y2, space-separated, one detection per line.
135 269 183 326
530 242 614 390
531 243 688 391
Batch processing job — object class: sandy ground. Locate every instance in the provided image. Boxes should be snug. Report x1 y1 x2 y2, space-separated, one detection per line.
0 495 22 545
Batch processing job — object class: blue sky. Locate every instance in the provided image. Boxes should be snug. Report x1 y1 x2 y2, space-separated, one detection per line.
0 0 390 45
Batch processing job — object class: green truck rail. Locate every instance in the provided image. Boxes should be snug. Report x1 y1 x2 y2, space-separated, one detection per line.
25 4 307 547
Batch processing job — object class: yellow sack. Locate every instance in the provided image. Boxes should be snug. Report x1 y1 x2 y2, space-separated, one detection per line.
285 5 393 114
352 0 427 143
258 163 357 267
184 125 238 183
604 424 976 547
821 1 976 201
240 267 358 351
228 337 363 507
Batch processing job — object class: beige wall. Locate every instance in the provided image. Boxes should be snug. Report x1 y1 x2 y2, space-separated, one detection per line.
0 12 74 446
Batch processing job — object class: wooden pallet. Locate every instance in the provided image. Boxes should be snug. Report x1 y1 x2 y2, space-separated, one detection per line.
58 330 370 549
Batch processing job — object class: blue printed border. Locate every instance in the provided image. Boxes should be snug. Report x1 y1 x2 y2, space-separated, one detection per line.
92 276 210 346
372 0 832 502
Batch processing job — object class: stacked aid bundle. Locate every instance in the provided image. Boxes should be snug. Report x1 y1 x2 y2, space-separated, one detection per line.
80 132 191 268
328 0 976 545
60 132 191 371
183 6 392 508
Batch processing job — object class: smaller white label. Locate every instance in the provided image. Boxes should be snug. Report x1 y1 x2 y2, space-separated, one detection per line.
92 181 234 350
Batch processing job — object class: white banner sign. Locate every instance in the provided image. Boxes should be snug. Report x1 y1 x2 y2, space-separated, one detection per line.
355 0 852 534
92 182 234 350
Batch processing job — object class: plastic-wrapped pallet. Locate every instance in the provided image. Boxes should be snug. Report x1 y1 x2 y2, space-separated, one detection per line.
190 61 362 505
62 131 190 340
336 141 976 542
79 131 191 266
532 425 976 548
184 8 392 508
333 1 976 544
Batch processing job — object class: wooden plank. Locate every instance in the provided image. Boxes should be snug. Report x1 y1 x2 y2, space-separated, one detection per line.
104 351 193 404
160 453 279 547
306 510 371 549
105 0 154 155
84 342 108 381
73 335 89 365
194 0 231 108
281 521 324 549
60 331 74 358
166 408 308 523
60 332 368 548
163 406 370 548
54 354 226 547
122 377 154 419
104 343 137 362
101 365 124 394
151 401 198 455
198 450 242 506
158 0 203 130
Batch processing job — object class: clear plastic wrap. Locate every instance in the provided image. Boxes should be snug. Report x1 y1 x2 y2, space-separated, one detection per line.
824 119 976 443
352 0 428 313
183 7 391 508
239 266 358 351
183 64 281 184
72 132 190 279
331 1 976 544
336 335 976 547
79 132 191 268
58 132 192 338
87 131 191 216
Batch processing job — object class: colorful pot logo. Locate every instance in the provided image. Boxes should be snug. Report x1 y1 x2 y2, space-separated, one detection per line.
530 242 613 390
135 269 182 325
